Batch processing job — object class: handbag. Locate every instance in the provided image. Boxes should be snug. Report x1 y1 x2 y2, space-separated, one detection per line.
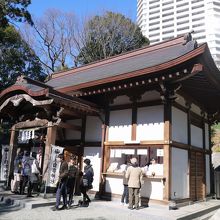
82 178 88 187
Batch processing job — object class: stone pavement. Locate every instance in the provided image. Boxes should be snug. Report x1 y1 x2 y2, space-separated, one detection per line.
1 190 220 220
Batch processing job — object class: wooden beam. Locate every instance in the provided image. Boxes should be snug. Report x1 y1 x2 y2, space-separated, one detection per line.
57 121 81 131
14 119 49 129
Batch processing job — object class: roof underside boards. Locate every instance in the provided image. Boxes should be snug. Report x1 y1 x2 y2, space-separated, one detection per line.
46 39 197 90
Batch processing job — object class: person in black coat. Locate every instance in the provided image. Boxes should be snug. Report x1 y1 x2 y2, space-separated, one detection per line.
79 159 94 206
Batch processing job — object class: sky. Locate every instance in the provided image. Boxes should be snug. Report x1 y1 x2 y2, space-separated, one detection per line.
28 0 137 22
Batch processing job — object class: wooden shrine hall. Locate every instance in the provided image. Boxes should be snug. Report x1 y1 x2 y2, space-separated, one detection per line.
1 33 220 204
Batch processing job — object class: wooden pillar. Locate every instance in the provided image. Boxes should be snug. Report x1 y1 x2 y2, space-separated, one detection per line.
43 122 57 180
202 114 206 198
131 100 137 141
186 102 192 200
163 100 172 201
8 125 17 185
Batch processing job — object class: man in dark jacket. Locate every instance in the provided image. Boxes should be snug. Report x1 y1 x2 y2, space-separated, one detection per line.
52 153 69 211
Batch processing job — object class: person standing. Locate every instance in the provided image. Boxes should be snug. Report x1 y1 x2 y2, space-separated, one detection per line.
121 166 129 206
21 151 33 197
52 153 69 211
11 149 23 194
31 152 41 195
125 157 143 210
67 156 78 207
79 158 94 206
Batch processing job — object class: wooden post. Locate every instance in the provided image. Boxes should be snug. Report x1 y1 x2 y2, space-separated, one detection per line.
8 125 17 187
131 100 137 141
163 100 172 201
43 122 57 181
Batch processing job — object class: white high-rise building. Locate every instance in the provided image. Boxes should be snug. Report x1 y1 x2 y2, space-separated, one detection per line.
137 0 220 68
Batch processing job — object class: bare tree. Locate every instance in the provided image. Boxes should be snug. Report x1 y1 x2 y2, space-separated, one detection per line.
21 9 79 74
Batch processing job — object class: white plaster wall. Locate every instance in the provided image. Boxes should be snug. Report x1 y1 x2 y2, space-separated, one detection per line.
110 95 131 106
191 103 201 116
65 119 81 139
105 177 163 200
175 95 186 107
205 123 210 150
140 179 163 200
136 106 164 141
171 147 189 199
206 154 211 195
108 109 132 142
105 177 124 194
84 147 101 192
138 90 160 102
172 107 188 144
191 125 203 148
85 116 102 142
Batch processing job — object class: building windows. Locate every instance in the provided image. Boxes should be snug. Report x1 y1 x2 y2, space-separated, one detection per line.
149 33 159 38
162 18 174 23
192 0 203 3
149 27 160 32
162 12 174 17
195 35 206 40
149 15 160 20
149 21 160 26
176 2 189 8
162 0 173 6
162 6 174 12
192 10 204 16
177 20 189 25
151 39 160 43
192 16 204 22
162 30 174 34
177 26 190 31
177 14 189 19
162 23 174 28
162 36 174 41
192 4 204 10
192 23 204 28
177 8 189 13
149 10 160 15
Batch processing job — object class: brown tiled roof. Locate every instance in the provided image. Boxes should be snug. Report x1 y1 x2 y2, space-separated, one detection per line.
46 34 197 90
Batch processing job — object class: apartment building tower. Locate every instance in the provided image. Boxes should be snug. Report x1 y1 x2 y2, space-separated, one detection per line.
137 0 220 68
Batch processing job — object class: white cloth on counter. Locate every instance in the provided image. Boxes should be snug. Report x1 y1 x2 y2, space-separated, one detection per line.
146 164 163 176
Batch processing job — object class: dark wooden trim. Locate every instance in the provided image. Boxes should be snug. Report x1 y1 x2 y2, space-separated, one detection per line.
104 141 164 147
56 139 81 146
172 102 188 113
57 122 81 131
84 142 101 147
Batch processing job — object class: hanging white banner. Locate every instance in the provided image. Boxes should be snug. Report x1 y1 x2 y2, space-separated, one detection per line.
47 145 64 187
0 145 10 181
